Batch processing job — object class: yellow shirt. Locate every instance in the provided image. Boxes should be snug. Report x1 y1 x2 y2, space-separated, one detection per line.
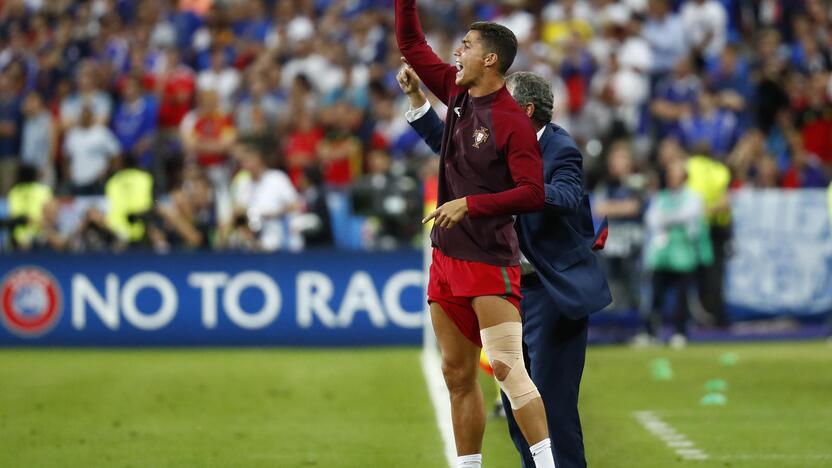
542 20 593 46
106 169 154 242
8 182 52 247
686 156 731 226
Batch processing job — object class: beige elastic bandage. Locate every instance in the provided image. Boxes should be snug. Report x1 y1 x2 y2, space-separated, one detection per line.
480 321 540 410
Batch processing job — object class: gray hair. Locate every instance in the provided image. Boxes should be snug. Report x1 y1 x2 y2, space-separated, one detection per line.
505 71 554 128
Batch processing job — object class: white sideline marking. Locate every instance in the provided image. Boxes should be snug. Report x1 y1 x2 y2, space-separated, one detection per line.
714 454 832 462
422 347 456 468
633 411 709 461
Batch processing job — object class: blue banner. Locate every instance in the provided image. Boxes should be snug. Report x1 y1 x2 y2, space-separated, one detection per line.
0 250 425 346
726 189 832 319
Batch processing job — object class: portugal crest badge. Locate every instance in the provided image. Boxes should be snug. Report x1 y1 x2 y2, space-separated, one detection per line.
472 126 490 148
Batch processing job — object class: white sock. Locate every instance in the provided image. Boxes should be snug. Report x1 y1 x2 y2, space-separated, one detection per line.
530 438 556 468
456 454 482 467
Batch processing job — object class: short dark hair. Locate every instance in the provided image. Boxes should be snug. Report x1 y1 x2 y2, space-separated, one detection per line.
469 22 518 75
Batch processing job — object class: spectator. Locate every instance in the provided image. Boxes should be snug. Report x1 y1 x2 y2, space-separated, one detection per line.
643 0 688 78
651 56 703 139
789 17 832 74
154 168 218 251
793 72 832 166
63 106 122 195
781 129 829 189
180 89 236 189
317 101 364 187
72 205 125 253
0 72 21 195
541 0 593 50
726 129 772 188
235 76 282 138
705 45 753 117
593 141 647 311
351 148 421 249
151 48 196 131
105 155 154 245
754 155 781 188
296 165 334 249
675 86 742 159
7 165 52 251
20 91 57 186
753 32 791 133
686 142 732 327
226 139 301 252
60 62 113 129
680 0 728 61
642 160 710 348
111 76 159 169
284 110 324 187
197 48 242 111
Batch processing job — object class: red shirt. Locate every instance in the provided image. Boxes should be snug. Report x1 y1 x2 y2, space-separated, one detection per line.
191 113 234 166
396 0 544 266
146 66 196 129
796 104 832 164
284 126 324 186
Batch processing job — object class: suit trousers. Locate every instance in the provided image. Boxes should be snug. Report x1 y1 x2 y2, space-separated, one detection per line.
502 279 589 468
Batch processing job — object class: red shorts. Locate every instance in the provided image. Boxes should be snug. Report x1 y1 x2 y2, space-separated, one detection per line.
427 249 521 347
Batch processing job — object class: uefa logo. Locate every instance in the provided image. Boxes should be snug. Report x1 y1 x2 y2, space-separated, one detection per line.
1 266 63 338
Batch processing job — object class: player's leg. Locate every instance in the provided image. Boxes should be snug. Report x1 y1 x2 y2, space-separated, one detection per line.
430 301 486 459
500 344 535 468
473 296 556 468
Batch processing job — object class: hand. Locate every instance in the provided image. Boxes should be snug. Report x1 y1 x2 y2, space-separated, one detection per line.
397 58 427 108
423 198 468 229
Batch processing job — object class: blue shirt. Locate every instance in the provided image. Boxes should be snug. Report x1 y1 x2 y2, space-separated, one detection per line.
111 95 158 163
653 75 702 137
676 109 741 158
0 96 21 158
643 14 688 73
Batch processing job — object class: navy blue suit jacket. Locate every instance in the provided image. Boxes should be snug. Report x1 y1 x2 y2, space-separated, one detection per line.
411 108 611 319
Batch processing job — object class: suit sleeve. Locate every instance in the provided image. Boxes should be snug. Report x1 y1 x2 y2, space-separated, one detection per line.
544 145 584 214
395 0 464 104
467 114 544 217
408 107 444 155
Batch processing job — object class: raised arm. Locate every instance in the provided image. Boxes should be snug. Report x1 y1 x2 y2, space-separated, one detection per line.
466 114 544 218
395 0 464 103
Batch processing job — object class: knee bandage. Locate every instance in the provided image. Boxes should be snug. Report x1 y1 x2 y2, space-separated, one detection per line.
480 322 540 410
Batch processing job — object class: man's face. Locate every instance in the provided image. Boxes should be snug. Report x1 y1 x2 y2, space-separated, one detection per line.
453 30 490 87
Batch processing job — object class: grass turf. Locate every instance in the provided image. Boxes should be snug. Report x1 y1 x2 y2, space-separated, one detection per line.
1 342 830 467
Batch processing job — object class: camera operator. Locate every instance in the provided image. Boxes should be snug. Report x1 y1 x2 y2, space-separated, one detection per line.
224 138 301 252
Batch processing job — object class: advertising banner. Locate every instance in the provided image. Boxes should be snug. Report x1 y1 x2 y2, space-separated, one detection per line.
0 250 424 346
726 189 832 318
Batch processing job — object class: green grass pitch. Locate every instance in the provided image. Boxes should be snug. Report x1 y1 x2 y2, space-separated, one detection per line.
1 342 830 467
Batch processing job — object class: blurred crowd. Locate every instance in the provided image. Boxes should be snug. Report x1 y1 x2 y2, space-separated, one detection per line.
0 1 829 294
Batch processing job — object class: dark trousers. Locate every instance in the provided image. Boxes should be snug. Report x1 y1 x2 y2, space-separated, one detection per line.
697 225 731 327
648 271 692 336
502 281 589 468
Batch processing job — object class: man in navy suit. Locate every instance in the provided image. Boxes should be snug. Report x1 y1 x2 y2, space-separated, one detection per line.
398 66 611 468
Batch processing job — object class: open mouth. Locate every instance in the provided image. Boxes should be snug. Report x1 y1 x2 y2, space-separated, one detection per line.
455 62 463 78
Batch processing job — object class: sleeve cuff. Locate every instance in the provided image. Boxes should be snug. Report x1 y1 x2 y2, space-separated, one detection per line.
465 195 481 218
405 100 431 123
